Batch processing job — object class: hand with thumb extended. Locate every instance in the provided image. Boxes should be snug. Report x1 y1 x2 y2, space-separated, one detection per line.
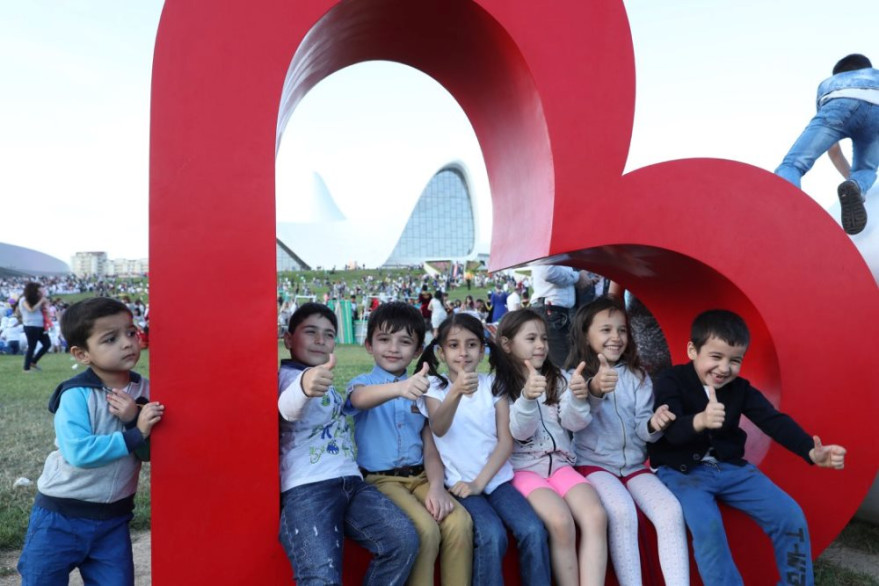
590 354 618 396
302 353 335 398
695 384 725 431
568 362 589 400
522 359 547 400
452 370 480 397
810 435 846 469
401 362 431 400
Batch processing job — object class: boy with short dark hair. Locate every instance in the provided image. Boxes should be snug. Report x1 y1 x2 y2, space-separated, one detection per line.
18 297 164 586
346 302 473 586
648 309 846 586
277 302 417 585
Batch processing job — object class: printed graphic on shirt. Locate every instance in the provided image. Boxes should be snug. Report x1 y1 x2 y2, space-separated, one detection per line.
307 390 356 464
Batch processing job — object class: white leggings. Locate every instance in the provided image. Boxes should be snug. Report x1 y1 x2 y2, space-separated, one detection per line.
586 470 689 586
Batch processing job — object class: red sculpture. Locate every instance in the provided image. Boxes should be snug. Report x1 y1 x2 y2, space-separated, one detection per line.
150 1 878 583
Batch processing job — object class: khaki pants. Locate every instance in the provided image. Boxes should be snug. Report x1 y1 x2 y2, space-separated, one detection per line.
366 472 473 586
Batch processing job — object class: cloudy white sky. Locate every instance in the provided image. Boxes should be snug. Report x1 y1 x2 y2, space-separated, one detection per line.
1 0 875 265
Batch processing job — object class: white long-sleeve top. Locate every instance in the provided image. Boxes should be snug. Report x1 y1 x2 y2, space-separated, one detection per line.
509 372 592 477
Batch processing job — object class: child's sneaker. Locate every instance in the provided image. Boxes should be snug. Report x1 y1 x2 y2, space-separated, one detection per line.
837 180 867 235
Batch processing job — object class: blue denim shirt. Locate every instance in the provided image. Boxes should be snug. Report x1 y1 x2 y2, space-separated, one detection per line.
816 67 879 108
345 365 426 471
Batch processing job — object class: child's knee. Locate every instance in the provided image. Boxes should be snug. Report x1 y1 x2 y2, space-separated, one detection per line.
476 522 508 553
544 509 577 544
412 517 442 555
603 496 635 532
440 505 473 543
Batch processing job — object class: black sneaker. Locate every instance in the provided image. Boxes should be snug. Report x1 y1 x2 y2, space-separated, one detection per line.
837 180 867 235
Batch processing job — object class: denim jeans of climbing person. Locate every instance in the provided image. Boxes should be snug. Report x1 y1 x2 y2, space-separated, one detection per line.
776 97 879 196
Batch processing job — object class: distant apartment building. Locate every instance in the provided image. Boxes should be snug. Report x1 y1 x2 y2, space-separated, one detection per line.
71 252 148 277
71 252 109 277
107 257 149 277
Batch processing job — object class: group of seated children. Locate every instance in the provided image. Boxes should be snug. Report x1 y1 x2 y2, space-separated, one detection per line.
277 298 846 586
14 294 846 586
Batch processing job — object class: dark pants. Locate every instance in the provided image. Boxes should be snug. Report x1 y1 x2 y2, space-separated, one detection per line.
23 326 50 370
531 304 574 367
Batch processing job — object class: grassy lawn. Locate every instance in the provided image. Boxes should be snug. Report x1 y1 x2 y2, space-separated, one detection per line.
2 342 877 584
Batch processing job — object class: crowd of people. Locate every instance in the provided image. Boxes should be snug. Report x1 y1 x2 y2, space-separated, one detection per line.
9 265 849 585
0 276 149 363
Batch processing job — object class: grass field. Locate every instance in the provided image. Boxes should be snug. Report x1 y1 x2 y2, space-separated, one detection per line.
1 342 877 584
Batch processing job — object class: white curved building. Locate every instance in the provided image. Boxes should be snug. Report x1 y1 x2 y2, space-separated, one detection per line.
276 161 484 270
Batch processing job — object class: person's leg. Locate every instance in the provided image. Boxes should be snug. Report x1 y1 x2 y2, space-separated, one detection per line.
716 463 813 586
368 474 440 586
487 481 552 586
563 481 608 586
31 331 51 367
76 514 134 586
279 478 348 586
586 470 640 586
532 305 572 366
23 325 40 370
846 101 879 195
775 99 857 188
517 480 579 586
411 477 472 586
458 493 507 586
17 506 85 586
626 472 689 586
656 466 742 586
345 477 419 586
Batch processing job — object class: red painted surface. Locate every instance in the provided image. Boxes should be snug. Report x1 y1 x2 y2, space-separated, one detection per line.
150 0 878 583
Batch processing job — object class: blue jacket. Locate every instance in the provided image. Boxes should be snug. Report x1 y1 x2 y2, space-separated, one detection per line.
36 368 150 519
816 67 879 108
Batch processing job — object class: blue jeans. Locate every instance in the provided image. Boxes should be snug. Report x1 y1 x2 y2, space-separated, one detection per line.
17 506 134 586
279 476 418 586
457 481 550 586
657 462 812 586
776 98 879 195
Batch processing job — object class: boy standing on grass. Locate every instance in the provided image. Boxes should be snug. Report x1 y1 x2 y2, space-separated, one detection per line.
277 302 417 585
17 297 164 586
346 302 473 586
648 309 847 586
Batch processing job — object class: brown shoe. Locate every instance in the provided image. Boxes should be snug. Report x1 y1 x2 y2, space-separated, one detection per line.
838 180 867 235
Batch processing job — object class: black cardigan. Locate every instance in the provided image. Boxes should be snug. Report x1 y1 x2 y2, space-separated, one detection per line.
647 362 814 473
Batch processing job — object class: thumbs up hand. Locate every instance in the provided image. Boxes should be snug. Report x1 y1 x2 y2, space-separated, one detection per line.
400 362 431 400
810 435 847 470
589 354 618 397
451 370 480 398
695 384 725 431
522 359 547 400
302 353 336 398
568 362 589 400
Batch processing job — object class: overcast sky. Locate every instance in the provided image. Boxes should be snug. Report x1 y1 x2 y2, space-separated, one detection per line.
2 0 875 265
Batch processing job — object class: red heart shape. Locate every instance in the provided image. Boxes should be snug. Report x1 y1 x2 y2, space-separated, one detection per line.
150 0 879 584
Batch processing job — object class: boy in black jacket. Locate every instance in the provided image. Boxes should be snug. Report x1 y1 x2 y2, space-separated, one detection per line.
648 309 845 586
